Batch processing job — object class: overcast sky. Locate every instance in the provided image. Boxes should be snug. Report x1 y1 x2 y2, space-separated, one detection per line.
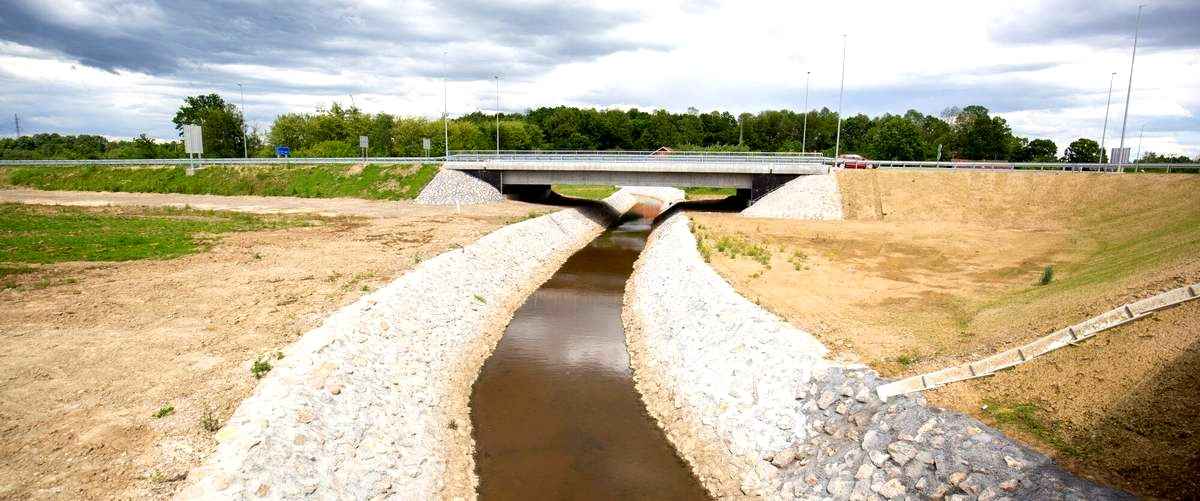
1 0 1197 156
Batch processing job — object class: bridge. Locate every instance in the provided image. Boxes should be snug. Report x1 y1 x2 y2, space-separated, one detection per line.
444 151 831 202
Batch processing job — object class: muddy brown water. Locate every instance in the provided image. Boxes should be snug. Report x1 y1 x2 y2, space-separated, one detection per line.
470 212 710 500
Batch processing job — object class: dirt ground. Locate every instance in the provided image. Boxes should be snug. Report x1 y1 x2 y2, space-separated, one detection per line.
691 169 1200 498
0 189 546 500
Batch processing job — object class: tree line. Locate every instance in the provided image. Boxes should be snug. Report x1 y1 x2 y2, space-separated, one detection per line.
2 94 1196 164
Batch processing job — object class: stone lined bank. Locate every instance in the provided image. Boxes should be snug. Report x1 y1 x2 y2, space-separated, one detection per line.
177 191 638 499
742 173 844 220
624 212 1127 500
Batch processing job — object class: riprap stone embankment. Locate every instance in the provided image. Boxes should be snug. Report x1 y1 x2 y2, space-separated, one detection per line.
624 212 1127 500
178 191 639 499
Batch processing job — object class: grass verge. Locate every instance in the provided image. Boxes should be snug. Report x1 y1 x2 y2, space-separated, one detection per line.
0 204 309 264
552 184 618 200
683 187 737 200
0 164 439 200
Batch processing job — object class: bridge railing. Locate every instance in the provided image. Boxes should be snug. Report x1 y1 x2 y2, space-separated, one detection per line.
448 150 829 165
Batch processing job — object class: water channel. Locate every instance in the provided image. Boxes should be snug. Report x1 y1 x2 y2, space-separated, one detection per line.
469 206 709 500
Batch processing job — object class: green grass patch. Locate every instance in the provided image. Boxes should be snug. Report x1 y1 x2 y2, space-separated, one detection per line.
982 400 1097 458
251 356 273 379
683 187 737 200
1 163 440 200
552 184 618 200
152 404 175 419
711 234 772 267
0 204 307 264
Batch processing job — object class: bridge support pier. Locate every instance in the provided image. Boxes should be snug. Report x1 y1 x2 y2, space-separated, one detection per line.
461 170 503 193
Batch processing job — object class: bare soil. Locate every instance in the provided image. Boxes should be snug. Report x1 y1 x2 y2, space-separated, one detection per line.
0 190 545 500
691 170 1200 498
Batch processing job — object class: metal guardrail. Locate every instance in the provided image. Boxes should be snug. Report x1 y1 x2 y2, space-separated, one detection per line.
1 152 1196 173
0 157 439 167
865 159 1200 173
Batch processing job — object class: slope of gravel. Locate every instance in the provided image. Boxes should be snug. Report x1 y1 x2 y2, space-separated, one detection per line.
624 212 1127 500
177 191 637 500
415 168 505 205
742 173 844 220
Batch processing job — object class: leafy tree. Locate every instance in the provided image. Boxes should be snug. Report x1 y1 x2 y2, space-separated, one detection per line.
867 116 926 160
172 93 247 157
1023 139 1058 162
1064 138 1102 163
948 105 1015 160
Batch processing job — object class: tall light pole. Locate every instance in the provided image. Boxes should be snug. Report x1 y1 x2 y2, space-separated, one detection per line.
802 71 811 153
1100 71 1115 163
443 51 449 158
1135 123 1145 162
834 35 847 162
238 83 248 158
1118 4 1144 171
494 75 501 154
737 115 743 146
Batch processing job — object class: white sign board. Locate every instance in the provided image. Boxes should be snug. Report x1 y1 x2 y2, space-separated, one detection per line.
359 135 369 149
183 125 203 154
422 138 432 151
1111 147 1130 164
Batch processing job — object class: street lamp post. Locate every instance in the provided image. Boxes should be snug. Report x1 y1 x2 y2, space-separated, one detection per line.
1100 72 1115 163
802 71 810 153
238 83 248 158
494 75 501 155
834 35 847 163
443 51 449 159
1118 4 1145 171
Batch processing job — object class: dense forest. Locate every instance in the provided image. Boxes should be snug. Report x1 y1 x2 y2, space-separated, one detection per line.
2 94 1196 163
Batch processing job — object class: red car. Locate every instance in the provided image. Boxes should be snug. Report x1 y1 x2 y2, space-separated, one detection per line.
838 154 874 169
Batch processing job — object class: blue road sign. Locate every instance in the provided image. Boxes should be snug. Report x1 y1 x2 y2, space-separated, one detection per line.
275 146 291 157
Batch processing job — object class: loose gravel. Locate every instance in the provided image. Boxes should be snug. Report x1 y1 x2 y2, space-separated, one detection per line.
415 168 505 205
742 173 845 220
177 191 638 500
624 212 1128 500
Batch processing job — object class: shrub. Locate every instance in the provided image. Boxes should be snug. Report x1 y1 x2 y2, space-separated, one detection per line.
251 357 273 379
1039 265 1054 286
153 404 175 418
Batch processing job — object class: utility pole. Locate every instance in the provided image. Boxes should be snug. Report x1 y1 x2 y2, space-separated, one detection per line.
443 51 450 159
13 113 19 136
802 71 811 153
494 75 500 154
238 83 248 158
1100 72 1115 163
1118 4 1145 172
834 35 847 162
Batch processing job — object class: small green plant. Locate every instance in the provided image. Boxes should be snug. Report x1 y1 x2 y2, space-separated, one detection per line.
252 252 263 260
473 294 487 304
894 353 919 367
1039 265 1054 285
251 357 273 379
789 251 809 271
275 351 284 360
152 404 175 418
200 406 221 432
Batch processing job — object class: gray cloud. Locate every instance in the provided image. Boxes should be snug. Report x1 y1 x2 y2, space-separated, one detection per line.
0 0 652 79
992 0 1200 49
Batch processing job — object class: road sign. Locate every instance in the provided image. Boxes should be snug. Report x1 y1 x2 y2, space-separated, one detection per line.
183 125 203 154
1111 147 1130 164
422 138 431 151
275 146 291 157
359 136 369 148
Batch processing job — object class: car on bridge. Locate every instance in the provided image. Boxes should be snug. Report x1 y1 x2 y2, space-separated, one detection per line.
837 154 874 169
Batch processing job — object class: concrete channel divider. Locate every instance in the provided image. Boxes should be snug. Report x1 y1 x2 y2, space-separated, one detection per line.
624 212 1128 500
877 282 1200 400
176 190 652 500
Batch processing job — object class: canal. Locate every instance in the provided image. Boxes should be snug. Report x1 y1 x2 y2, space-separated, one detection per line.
469 207 709 499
